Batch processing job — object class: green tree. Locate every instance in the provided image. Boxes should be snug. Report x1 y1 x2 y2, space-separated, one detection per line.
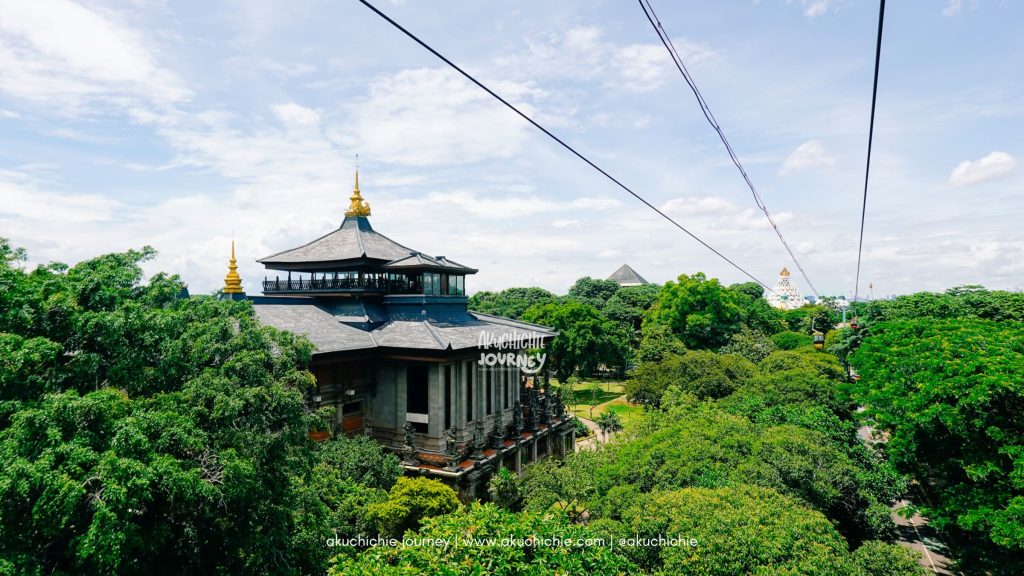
559 374 579 414
602 284 659 341
852 318 1024 565
771 330 812 350
467 287 557 319
487 468 523 511
582 400 902 543
626 351 755 407
644 272 745 349
0 242 403 575
729 281 765 301
719 326 777 363
329 503 635 575
522 300 629 379
635 321 686 363
596 411 623 439
316 434 402 491
521 449 605 522
592 485 861 575
566 276 622 310
625 354 682 408
365 477 461 539
852 541 928 576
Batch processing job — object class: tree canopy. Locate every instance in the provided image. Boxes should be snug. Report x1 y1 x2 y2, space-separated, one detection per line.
0 242 404 575
521 300 629 379
852 318 1024 566
467 287 557 319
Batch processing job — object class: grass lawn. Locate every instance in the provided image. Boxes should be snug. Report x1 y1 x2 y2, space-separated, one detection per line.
558 380 643 426
601 398 644 428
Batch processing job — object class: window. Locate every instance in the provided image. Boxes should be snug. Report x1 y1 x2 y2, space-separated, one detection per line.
444 364 452 430
445 275 463 296
422 272 442 295
406 365 429 433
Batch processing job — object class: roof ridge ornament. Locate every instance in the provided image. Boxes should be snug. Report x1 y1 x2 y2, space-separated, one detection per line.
345 168 372 218
223 240 244 294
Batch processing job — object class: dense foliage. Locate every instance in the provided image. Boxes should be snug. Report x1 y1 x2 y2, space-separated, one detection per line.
329 504 636 575
0 241 413 576
5 242 955 575
521 300 629 379
467 287 557 320
517 337 921 575
852 318 1024 568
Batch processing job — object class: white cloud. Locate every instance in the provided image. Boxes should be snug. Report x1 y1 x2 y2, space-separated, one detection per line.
790 0 833 18
495 26 716 92
949 151 1015 187
0 170 121 223
390 189 621 220
271 102 320 128
778 140 837 176
661 196 792 232
0 0 190 111
942 0 963 17
336 68 542 167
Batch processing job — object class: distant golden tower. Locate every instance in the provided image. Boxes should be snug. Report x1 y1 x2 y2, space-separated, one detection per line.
345 170 372 217
223 240 243 294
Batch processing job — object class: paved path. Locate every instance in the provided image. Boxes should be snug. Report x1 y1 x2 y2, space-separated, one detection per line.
574 415 604 451
858 423 960 575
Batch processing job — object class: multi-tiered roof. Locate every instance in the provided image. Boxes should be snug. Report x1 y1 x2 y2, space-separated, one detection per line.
227 172 555 355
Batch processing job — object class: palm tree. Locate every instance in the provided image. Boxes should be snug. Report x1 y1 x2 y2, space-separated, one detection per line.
595 411 623 441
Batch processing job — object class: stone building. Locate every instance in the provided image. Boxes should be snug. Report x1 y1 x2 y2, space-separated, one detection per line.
222 173 575 499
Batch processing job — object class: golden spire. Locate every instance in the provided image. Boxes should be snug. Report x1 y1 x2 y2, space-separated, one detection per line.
223 240 244 294
345 169 372 217
779 266 791 278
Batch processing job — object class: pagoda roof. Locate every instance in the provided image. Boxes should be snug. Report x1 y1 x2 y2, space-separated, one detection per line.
383 252 476 273
606 263 650 286
252 303 554 354
257 215 476 273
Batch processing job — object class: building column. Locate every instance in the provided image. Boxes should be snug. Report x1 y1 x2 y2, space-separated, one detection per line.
460 360 469 430
428 364 441 438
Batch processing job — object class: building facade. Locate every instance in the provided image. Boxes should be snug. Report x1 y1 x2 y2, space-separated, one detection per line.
766 266 810 310
225 174 575 499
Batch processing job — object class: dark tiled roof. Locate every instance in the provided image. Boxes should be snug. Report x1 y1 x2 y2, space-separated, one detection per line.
252 304 376 353
258 216 419 266
383 253 476 273
257 215 477 273
607 263 650 285
252 302 555 353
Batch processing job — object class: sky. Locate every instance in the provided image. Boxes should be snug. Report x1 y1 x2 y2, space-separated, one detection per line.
1 0 1021 298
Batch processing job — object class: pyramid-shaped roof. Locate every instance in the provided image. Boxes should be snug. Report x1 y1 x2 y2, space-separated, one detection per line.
258 215 476 273
607 263 650 286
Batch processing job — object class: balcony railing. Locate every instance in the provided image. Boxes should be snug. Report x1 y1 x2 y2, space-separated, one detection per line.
262 276 425 294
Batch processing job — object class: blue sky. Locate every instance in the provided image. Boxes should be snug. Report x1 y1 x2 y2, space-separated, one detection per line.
1 0 1021 297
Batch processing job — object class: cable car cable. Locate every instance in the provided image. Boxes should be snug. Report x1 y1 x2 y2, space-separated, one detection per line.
356 0 776 292
638 0 820 299
854 0 886 306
